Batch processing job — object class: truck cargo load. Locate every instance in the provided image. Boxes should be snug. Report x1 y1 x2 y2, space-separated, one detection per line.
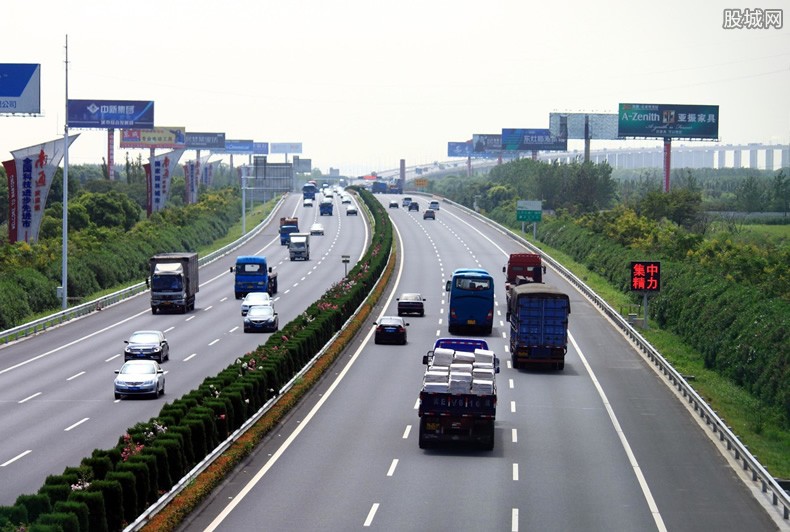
149 252 199 314
507 283 570 370
418 338 498 450
231 255 278 298
288 233 310 261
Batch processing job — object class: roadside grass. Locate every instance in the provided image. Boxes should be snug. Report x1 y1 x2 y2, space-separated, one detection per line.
525 233 790 479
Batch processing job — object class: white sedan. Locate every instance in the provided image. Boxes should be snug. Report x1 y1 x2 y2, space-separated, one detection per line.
310 223 325 235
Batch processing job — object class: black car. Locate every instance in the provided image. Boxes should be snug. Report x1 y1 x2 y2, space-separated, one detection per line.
388 200 399 209
374 316 409 345
397 293 425 316
124 330 170 363
423 209 435 220
408 201 419 211
244 305 279 332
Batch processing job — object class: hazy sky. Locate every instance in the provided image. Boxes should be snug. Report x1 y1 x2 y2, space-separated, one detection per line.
2 0 788 176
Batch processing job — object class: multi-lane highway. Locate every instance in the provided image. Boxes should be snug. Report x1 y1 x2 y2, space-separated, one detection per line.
175 194 780 531
0 191 369 504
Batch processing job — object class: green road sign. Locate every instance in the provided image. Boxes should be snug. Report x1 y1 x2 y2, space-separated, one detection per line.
517 210 542 222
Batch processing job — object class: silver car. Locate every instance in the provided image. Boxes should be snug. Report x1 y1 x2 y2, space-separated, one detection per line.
114 360 165 399
241 292 272 316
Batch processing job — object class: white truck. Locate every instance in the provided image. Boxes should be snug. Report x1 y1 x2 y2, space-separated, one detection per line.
288 232 310 261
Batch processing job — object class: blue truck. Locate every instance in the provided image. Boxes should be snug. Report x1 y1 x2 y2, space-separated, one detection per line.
319 198 333 216
231 255 278 298
506 283 571 370
279 217 299 245
371 180 388 194
418 338 498 450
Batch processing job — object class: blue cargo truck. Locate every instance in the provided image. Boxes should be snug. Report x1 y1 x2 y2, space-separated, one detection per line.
319 198 333 215
230 255 278 298
506 283 571 370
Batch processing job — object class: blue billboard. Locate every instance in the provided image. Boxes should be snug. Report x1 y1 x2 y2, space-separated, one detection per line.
448 141 472 157
67 99 154 129
0 64 41 114
221 139 254 154
253 142 269 154
501 128 567 151
185 132 225 150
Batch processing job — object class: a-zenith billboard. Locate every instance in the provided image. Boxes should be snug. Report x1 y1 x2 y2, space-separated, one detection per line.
618 103 719 140
0 64 41 114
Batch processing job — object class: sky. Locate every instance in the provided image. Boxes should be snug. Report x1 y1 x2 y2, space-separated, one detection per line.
1 0 788 177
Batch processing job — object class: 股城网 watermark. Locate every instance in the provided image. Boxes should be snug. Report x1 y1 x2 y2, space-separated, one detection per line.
723 8 783 29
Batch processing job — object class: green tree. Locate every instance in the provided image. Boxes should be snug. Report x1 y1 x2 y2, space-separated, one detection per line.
75 191 142 231
736 175 766 213
770 170 789 216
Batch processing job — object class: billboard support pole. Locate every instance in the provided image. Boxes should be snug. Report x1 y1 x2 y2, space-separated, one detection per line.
584 115 591 163
663 137 672 192
107 129 114 179
531 150 538 161
61 35 70 310
467 155 471 177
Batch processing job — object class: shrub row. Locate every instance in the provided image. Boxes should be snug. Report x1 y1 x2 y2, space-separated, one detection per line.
0 189 393 532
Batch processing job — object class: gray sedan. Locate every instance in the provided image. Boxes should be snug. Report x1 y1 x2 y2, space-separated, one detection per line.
114 360 165 399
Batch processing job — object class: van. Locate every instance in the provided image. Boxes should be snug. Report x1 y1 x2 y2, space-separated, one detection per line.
429 200 440 210
402 196 413 207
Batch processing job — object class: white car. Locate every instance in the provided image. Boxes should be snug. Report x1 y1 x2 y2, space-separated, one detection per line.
341 195 352 204
346 205 358 216
303 198 314 207
114 359 165 399
241 292 272 315
310 223 325 235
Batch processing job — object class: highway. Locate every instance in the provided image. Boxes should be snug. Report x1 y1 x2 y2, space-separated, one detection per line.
0 191 369 504
176 194 780 531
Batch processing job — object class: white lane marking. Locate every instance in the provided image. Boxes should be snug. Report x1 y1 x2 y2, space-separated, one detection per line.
509 379 514 389
204 306 213 311
208 339 220 346
186 316 195 322
512 428 518 443
64 418 89 431
510 401 516 413
220 297 228 302
413 398 420 410
569 332 667 531
183 353 197 362
105 354 121 363
164 326 175 333
512 508 519 532
229 326 239 333
66 371 85 381
19 392 41 404
386 459 398 477
1 450 32 467
403 425 411 439
363 503 380 527
513 463 519 481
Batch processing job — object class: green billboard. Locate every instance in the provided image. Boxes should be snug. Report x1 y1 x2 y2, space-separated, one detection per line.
618 103 719 139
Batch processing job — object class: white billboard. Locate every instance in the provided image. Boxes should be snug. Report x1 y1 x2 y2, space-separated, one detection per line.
270 142 302 154
549 113 619 140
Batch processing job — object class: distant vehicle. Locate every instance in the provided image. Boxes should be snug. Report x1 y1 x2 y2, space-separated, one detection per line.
279 217 300 245
319 198 333 216
302 182 318 200
402 197 413 207
388 200 399 209
310 223 325 235
446 268 494 335
341 195 352 204
503 253 545 302
114 360 165 400
303 198 314 207
429 200 440 210
231 255 277 298
149 252 199 314
288 232 310 261
346 205 358 216
408 202 419 212
124 330 170 363
371 181 388 194
374 316 409 345
397 293 425 316
241 292 272 316
423 209 435 220
244 305 279 333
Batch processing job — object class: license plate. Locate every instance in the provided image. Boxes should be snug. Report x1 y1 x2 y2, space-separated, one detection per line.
467 319 476 325
426 422 440 431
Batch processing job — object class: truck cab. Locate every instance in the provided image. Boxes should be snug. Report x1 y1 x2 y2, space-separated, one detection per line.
319 198 333 216
231 255 278 298
288 233 310 261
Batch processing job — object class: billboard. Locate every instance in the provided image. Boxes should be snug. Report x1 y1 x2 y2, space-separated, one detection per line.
630 261 661 292
185 132 225 150
549 113 619 140
221 139 254 154
502 128 568 151
253 142 269 155
472 134 501 153
448 141 472 157
0 64 41 114
270 142 302 154
618 103 719 139
68 99 154 129
120 127 186 149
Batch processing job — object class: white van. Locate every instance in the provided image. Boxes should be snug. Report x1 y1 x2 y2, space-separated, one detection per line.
429 200 440 211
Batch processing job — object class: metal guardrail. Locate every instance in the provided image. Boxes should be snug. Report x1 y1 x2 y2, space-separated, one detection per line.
430 194 790 522
0 196 286 346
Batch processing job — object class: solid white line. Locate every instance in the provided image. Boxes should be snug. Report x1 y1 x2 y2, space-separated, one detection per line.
512 428 518 443
364 503 380 527
64 418 89 432
386 459 398 477
512 508 519 532
66 371 85 381
183 353 197 362
18 392 41 404
1 450 32 467
403 425 411 439
569 332 667 531
208 339 219 346
513 463 519 481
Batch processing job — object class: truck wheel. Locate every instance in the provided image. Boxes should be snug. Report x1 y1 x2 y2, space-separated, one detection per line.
418 419 427 449
557 361 565 370
235 292 242 299
151 308 157 315
511 354 519 369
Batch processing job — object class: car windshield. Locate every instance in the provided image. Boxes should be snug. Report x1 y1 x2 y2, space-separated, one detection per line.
249 306 274 317
380 317 403 326
120 364 157 375
129 333 159 344
245 293 270 304
401 293 421 301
